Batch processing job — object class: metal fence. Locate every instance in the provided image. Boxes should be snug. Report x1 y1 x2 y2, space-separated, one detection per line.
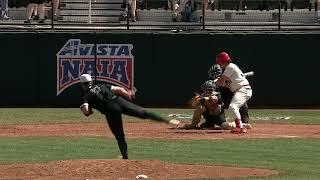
1 0 320 31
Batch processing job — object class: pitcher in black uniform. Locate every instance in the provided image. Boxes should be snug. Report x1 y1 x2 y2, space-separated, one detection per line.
79 74 180 159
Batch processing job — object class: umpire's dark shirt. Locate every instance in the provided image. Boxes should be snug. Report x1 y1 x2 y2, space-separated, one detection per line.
81 83 117 114
218 86 234 109
208 77 234 108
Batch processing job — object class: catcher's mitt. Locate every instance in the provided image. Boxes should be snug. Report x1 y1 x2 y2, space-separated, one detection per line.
187 92 201 108
203 97 222 115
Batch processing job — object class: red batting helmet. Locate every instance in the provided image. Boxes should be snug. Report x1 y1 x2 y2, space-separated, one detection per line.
216 52 231 65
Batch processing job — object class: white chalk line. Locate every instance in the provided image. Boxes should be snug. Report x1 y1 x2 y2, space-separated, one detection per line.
259 134 300 138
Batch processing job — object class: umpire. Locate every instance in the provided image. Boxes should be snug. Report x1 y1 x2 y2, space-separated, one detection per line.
79 74 180 159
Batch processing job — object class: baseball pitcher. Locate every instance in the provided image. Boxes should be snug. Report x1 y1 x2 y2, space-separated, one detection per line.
79 74 180 159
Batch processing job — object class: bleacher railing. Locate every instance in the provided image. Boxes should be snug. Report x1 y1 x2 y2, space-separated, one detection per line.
1 0 320 31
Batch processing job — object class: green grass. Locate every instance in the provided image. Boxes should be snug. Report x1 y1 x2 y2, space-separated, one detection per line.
0 108 188 124
0 137 320 180
0 108 105 124
248 109 320 125
0 137 118 163
0 108 320 179
0 108 320 125
155 108 320 125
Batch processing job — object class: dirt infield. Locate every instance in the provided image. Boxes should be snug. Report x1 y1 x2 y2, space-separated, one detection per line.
0 122 319 179
0 159 278 180
1 122 319 139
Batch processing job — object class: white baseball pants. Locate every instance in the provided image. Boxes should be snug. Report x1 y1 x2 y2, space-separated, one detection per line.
228 86 252 128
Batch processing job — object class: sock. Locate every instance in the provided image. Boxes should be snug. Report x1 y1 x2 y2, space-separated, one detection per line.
117 139 128 159
235 118 243 128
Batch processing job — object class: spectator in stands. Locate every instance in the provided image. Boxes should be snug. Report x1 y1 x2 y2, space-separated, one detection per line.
260 0 272 10
0 0 10 20
24 0 46 23
239 0 247 10
52 0 60 21
172 0 208 22
120 0 137 22
31 4 39 20
316 0 320 21
129 0 137 21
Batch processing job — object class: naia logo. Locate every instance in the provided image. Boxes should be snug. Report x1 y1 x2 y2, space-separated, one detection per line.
57 39 134 95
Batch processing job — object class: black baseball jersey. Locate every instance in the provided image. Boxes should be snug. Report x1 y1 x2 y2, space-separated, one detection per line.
79 82 169 160
80 83 117 114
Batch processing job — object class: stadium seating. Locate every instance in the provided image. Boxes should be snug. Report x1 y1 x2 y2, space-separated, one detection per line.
59 0 123 23
3 0 320 24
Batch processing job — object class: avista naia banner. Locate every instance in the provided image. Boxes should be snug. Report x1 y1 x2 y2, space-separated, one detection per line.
57 39 134 95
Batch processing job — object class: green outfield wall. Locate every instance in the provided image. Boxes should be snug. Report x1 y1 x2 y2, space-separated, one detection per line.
0 32 319 108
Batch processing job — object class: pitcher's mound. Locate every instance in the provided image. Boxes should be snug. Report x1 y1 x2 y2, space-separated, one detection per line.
0 159 278 179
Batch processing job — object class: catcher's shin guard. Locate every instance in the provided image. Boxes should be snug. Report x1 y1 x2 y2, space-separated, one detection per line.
191 107 202 126
182 107 203 129
182 123 198 129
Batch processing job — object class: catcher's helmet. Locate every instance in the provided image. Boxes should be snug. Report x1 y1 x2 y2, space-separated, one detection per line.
208 64 222 80
201 80 216 95
216 52 231 65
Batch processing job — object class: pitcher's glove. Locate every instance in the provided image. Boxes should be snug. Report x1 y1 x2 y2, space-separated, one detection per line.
80 103 93 117
87 106 93 116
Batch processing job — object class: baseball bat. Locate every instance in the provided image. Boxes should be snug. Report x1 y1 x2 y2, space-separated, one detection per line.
243 71 254 77
188 71 254 106
213 71 254 83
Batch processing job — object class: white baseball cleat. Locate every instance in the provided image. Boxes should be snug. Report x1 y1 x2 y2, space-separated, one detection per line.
136 174 148 179
169 119 180 127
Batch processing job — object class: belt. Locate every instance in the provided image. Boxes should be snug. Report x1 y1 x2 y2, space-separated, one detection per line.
233 85 251 92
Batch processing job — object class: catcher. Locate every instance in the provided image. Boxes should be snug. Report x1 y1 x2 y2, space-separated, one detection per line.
182 80 233 130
